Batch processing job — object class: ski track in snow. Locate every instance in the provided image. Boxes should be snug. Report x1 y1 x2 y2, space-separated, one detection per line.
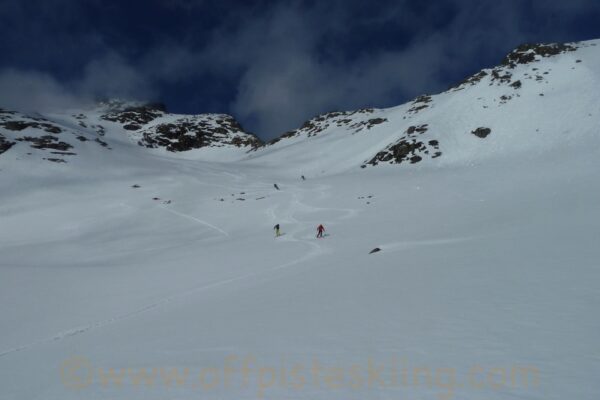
0 243 315 360
157 204 230 237
0 182 342 359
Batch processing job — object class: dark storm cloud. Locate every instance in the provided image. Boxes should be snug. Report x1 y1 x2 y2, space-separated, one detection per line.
0 0 599 137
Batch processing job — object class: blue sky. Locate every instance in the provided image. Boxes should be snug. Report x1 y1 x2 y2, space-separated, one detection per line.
1 0 599 139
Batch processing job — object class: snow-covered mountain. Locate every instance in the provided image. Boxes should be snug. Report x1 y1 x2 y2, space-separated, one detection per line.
246 40 599 174
1 40 599 400
0 100 261 166
1 40 598 174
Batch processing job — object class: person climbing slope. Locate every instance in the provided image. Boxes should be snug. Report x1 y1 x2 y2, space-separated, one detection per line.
316 224 325 238
274 224 281 237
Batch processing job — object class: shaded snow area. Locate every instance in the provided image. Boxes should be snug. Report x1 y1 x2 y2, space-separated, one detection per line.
1 40 599 400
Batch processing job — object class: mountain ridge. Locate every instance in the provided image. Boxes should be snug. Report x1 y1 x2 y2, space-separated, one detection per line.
0 39 598 174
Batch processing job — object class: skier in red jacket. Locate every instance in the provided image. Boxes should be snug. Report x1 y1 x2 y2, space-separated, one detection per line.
316 224 325 238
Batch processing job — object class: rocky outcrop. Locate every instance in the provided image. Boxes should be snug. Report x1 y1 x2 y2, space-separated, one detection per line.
0 134 15 154
138 115 261 152
264 108 388 146
365 124 441 166
0 109 96 161
100 103 166 130
407 95 432 114
451 71 488 90
0 120 62 133
15 135 73 151
452 41 579 93
502 43 577 68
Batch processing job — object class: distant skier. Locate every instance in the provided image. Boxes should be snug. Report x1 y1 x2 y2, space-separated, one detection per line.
274 224 281 237
301 175 306 181
316 224 325 238
274 183 280 190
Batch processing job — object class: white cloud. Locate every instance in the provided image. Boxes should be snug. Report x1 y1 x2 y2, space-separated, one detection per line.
0 53 152 113
1 0 597 138
76 52 154 100
0 69 83 112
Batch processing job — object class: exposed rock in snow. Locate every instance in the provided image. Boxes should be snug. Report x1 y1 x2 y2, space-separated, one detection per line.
263 108 388 146
0 110 88 159
501 43 577 67
365 124 441 166
0 134 14 154
407 95 432 114
15 135 74 151
100 102 166 130
471 127 492 138
138 114 261 152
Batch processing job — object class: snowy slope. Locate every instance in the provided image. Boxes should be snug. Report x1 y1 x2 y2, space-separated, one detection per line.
247 40 600 175
0 40 599 400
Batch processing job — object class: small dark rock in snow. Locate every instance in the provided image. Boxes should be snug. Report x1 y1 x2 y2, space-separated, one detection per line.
123 123 142 131
44 158 66 163
95 138 109 148
369 247 381 254
471 127 491 138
